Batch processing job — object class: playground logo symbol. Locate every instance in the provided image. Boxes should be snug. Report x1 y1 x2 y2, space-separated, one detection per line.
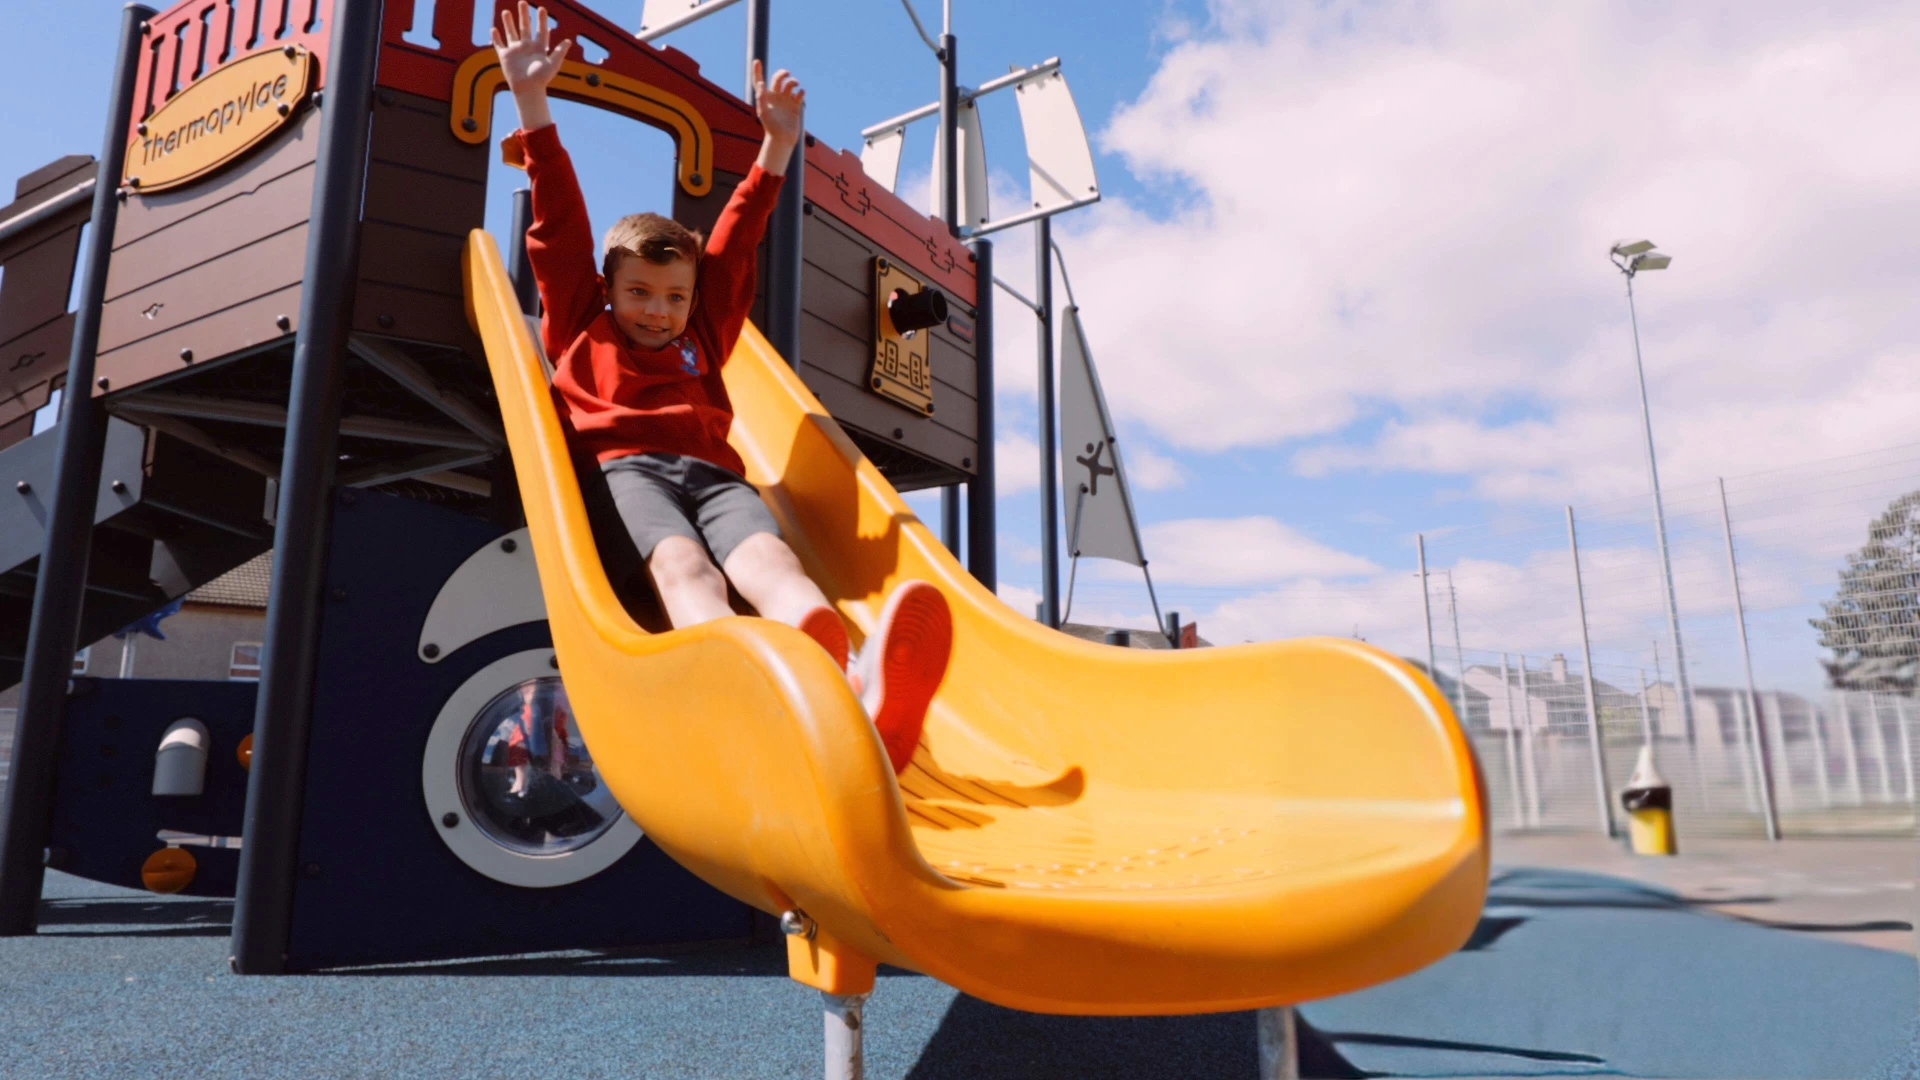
124 46 314 196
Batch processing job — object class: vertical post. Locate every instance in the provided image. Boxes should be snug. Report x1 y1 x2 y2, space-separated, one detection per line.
1567 507 1616 835
1894 695 1916 804
508 188 537 315
0 2 155 935
1867 692 1896 802
1165 611 1180 650
1717 478 1779 840
1517 658 1542 827
230 0 386 974
823 991 868 1080
1765 691 1795 812
747 0 804 369
1835 692 1864 805
1638 670 1655 743
934 22 961 549
965 238 994 589
1804 690 1832 807
1418 534 1437 682
1257 1006 1300 1080
1626 275 1700 752
1036 218 1059 626
1500 654 1523 830
1447 572 1468 725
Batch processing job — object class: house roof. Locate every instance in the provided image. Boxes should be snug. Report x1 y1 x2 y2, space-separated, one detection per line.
1059 622 1213 649
186 552 272 610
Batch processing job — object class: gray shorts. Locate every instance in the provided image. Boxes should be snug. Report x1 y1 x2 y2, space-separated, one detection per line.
595 452 780 568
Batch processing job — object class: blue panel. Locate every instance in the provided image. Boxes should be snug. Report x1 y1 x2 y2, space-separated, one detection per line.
49 677 258 896
286 491 752 970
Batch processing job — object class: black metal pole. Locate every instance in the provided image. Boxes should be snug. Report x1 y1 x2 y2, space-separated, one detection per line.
1166 610 1180 649
508 188 537 315
966 238 994 590
0 2 154 935
747 0 804 369
936 29 961 552
230 0 386 975
1035 218 1059 627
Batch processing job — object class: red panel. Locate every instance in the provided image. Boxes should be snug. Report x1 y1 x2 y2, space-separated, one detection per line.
803 146 978 308
372 0 974 307
128 0 335 143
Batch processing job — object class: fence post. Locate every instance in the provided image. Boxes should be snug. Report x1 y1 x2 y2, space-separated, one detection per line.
1500 654 1524 830
1802 690 1832 808
1566 507 1616 835
1637 670 1655 743
1765 691 1795 813
1717 479 1780 841
1867 692 1896 803
1516 657 1542 827
1835 692 1864 805
1893 695 1916 805
1418 535 1437 683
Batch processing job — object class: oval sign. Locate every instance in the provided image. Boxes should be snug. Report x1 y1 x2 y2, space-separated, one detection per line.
125 46 315 195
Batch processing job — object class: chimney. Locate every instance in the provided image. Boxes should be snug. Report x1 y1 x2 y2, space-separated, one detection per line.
1550 653 1568 683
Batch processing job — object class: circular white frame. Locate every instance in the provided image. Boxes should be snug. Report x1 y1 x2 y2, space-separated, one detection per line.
422 649 642 888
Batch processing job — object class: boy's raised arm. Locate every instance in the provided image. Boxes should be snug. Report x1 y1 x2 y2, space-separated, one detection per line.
698 61 806 356
493 4 599 347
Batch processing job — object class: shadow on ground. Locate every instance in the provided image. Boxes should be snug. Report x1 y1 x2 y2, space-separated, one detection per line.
904 999 1368 1080
37 895 232 937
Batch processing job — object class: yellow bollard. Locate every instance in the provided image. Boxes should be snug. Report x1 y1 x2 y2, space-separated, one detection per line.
1620 744 1677 856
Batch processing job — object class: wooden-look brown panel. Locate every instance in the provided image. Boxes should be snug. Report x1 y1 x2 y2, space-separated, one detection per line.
12 155 93 200
97 225 307 356
351 279 475 351
104 172 314 305
0 315 75 427
0 412 32 454
0 233 84 346
114 109 321 248
355 90 492 352
800 268 979 414
366 91 492 182
800 313 976 471
95 283 300 398
358 221 466 298
363 160 486 238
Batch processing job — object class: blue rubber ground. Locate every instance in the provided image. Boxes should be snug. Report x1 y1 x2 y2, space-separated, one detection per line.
1 865 1910 1079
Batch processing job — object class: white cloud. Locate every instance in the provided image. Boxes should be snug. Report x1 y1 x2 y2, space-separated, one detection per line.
1123 516 1381 587
995 433 1040 494
1123 444 1186 491
1049 0 1920 504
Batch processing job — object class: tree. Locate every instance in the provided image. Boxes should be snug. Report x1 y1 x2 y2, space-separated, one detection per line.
1810 491 1920 693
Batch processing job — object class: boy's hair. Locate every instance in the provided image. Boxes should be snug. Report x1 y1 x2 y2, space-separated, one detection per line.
601 213 704 281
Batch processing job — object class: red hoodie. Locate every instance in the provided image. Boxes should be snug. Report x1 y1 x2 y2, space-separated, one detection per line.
520 123 782 476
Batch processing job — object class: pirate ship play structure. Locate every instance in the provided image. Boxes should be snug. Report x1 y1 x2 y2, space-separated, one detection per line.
0 2 1486 1076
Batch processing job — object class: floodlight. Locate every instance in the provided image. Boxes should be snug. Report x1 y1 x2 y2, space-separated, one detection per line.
1612 239 1655 257
1631 252 1672 271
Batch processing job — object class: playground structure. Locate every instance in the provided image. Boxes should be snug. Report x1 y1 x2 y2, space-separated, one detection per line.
0 1 1488 1075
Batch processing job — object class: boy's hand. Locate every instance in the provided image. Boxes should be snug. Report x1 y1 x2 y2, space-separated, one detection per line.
493 2 571 131
751 59 805 176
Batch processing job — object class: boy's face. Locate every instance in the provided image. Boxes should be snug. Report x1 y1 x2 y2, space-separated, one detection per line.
606 254 696 351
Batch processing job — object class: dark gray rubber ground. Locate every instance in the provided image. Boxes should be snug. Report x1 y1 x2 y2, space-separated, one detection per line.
2 866 1910 1079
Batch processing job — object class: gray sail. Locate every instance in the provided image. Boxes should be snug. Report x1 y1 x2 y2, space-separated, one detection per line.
1059 305 1146 568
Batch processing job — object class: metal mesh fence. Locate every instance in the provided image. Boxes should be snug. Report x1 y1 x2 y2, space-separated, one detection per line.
1421 442 1920 837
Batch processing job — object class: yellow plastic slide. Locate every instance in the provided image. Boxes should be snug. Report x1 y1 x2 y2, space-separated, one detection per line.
463 232 1488 1015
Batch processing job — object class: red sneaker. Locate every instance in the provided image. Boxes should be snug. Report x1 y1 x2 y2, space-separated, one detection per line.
853 581 952 773
796 605 850 670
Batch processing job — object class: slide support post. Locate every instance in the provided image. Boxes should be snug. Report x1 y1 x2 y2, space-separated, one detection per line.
1257 1006 1300 1080
824 991 868 1080
966 237 995 588
0 0 155 935
230 0 386 975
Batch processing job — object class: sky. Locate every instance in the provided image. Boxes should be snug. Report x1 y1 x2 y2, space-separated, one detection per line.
7 1 1920 697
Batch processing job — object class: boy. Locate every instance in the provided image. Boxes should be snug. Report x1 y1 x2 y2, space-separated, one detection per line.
494 3 948 772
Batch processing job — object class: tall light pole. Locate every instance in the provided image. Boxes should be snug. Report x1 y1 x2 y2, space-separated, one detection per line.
1610 239 1697 749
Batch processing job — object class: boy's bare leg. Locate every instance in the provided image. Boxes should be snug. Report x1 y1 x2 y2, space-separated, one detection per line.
646 536 735 627
722 532 832 625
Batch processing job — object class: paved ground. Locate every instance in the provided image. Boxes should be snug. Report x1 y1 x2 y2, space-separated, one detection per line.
1494 832 1918 954
1 835 1913 1079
